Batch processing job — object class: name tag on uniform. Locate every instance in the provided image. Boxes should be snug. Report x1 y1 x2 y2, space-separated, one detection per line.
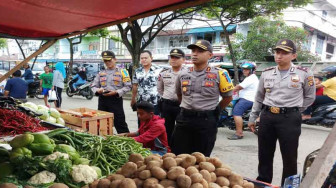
99 73 107 77
182 80 190 86
291 75 300 82
207 73 217 79
100 77 107 81
113 76 121 81
204 81 215 87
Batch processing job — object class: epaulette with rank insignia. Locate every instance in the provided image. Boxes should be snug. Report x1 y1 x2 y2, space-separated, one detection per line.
296 66 308 72
160 67 170 73
263 66 276 72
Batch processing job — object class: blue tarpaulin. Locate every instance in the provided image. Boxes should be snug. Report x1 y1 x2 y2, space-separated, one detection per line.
186 25 237 34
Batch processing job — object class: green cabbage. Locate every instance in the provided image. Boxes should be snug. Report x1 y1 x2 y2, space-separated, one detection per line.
47 116 57 124
37 109 49 120
56 118 65 125
38 105 49 111
24 102 38 111
49 108 61 118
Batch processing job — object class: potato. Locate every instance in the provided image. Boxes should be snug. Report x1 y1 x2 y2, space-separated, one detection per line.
176 154 190 159
49 183 69 188
119 178 136 188
134 178 144 188
208 182 221 188
190 183 203 188
138 165 147 172
24 186 34 188
145 155 161 164
242 181 254 188
82 185 89 188
190 173 203 183
191 152 206 164
163 157 177 170
120 162 137 177
214 168 232 177
139 170 152 180
116 168 122 174
146 160 162 170
200 170 211 183
185 166 199 176
199 162 215 172
229 173 244 187
167 166 185 180
222 187 229 188
137 161 145 168
153 185 164 188
210 172 216 182
109 180 121 188
232 185 243 188
129 153 144 163
207 157 222 168
175 158 183 166
162 153 176 159
176 175 192 188
143 178 159 188
159 179 177 188
216 177 230 187
221 164 232 171
107 174 125 181
97 178 111 188
181 156 197 168
0 183 17 188
200 179 209 188
194 165 200 170
151 167 167 180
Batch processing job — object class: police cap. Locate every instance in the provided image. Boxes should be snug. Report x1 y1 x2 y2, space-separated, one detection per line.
273 39 296 53
101 51 116 61
169 48 185 58
187 40 213 53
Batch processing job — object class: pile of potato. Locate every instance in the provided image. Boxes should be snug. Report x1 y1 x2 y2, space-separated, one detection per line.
88 152 254 188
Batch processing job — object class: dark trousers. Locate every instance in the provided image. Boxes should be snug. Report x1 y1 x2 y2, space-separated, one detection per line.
257 109 301 185
55 87 63 108
171 110 217 157
98 96 129 134
161 99 180 145
303 95 335 115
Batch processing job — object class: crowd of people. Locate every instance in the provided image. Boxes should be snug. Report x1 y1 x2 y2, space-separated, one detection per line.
2 38 336 186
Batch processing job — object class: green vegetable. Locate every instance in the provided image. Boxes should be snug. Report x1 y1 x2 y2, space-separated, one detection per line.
9 133 34 148
56 117 65 125
47 116 57 124
49 108 61 118
55 144 80 160
29 143 55 155
10 147 32 163
0 147 10 163
74 158 90 165
91 166 102 177
0 162 13 178
37 108 49 120
46 128 68 138
23 102 38 111
32 133 51 144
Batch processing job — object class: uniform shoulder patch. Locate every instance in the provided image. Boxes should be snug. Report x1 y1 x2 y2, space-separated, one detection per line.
263 66 276 72
160 68 170 73
296 66 308 72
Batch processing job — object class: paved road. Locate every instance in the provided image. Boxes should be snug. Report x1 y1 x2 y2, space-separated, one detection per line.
28 95 330 186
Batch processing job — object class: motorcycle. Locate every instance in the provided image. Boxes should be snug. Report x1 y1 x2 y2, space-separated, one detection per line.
303 103 336 127
27 73 43 99
66 76 94 100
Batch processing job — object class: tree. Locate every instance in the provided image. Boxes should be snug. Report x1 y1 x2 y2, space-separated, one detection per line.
232 16 320 62
0 38 6 49
198 0 311 84
117 9 198 71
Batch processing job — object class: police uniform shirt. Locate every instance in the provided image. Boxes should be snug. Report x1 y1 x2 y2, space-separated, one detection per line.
132 65 162 105
157 67 185 101
249 65 316 122
176 66 234 111
91 68 132 96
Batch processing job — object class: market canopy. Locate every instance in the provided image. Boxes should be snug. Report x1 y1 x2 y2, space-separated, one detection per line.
186 25 237 34
0 0 209 39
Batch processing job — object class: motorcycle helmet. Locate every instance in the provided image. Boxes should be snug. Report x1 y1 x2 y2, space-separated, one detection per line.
322 66 336 79
240 61 256 75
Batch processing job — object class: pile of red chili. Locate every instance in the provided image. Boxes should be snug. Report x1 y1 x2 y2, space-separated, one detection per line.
0 108 47 136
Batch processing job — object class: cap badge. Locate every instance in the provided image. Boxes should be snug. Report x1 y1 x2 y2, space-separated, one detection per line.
173 49 178 53
196 41 202 44
281 41 287 45
104 52 107 55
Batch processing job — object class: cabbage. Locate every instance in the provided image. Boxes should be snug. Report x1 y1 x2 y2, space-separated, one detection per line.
38 105 49 111
37 109 49 120
47 116 57 124
24 102 38 111
56 117 65 125
49 108 61 118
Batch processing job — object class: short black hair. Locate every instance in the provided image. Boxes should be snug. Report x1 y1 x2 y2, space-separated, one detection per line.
136 101 154 113
315 76 323 81
141 50 152 58
13 70 21 77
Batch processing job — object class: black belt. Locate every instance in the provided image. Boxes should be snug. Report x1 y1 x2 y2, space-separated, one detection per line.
162 98 180 106
263 105 299 114
181 108 215 117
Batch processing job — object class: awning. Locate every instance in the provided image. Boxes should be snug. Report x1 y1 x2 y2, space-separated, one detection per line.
186 25 237 34
0 0 209 39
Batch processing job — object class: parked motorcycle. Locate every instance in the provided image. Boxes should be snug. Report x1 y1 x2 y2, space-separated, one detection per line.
65 76 94 100
303 103 336 127
27 73 43 99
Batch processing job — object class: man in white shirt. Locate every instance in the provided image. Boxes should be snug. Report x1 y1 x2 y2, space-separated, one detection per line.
228 62 258 140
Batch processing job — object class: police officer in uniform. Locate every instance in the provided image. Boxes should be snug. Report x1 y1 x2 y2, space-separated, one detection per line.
248 39 315 185
91 51 132 133
172 40 234 157
157 48 185 145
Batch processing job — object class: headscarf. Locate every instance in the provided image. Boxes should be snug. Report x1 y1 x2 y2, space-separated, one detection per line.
55 62 66 78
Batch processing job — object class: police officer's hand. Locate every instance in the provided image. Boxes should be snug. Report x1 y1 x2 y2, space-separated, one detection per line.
103 91 117 96
96 88 104 94
248 122 256 133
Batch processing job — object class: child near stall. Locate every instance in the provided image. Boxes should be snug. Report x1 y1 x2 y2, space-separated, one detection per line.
39 66 53 107
315 76 324 96
119 101 170 155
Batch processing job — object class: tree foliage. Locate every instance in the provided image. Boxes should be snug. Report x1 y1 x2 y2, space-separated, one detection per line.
0 38 6 49
232 17 320 62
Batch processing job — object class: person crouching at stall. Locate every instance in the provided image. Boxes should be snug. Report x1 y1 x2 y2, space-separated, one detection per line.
120 101 170 155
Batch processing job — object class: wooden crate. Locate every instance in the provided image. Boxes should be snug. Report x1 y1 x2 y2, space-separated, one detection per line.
60 107 114 136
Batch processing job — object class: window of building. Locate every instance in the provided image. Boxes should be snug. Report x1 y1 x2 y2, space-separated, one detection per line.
326 43 335 54
73 44 78 52
169 36 189 47
89 42 99 51
322 10 327 19
315 34 325 55
108 39 115 50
